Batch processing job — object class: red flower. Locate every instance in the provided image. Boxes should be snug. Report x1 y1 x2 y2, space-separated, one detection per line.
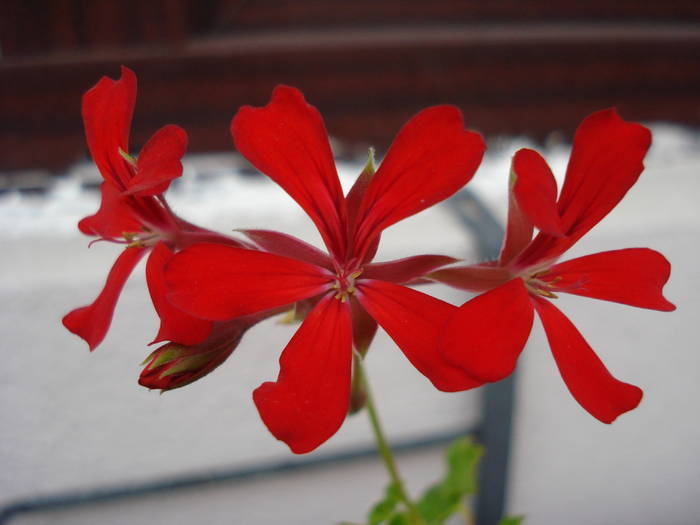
63 67 240 352
165 86 486 453
433 109 675 423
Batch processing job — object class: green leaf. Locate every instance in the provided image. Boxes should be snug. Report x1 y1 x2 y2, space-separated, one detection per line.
416 483 461 523
497 516 525 525
386 513 410 525
444 437 484 496
416 437 484 524
368 482 401 525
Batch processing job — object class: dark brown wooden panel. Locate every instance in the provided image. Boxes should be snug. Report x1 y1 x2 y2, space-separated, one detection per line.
1 19 699 172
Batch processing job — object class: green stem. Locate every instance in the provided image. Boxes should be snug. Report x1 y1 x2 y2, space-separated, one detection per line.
354 353 425 525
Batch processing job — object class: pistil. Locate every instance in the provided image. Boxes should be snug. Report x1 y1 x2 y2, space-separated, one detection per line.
332 269 363 302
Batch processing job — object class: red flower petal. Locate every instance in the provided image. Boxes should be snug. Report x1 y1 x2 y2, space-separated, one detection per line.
125 124 188 196
146 242 212 345
498 177 533 266
63 246 146 350
518 109 651 266
78 181 142 239
545 248 676 311
429 263 511 292
82 66 136 189
231 86 348 259
363 255 457 284
345 153 375 235
253 295 352 454
240 229 333 269
533 297 643 423
165 244 333 320
356 280 482 392
352 106 485 260
559 109 651 235
513 147 563 233
441 279 534 382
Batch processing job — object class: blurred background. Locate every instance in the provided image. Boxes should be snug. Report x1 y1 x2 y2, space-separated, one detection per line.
1 1 699 524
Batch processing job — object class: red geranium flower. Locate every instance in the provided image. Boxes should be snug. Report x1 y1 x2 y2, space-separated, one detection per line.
165 86 486 453
63 67 241 352
432 109 675 423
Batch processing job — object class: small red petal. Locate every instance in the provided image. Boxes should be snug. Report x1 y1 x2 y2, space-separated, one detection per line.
231 86 348 259
165 244 333 320
533 297 643 423
240 229 333 269
500 148 563 264
353 105 485 260
546 248 675 311
356 280 482 392
82 66 137 189
363 255 458 284
146 242 212 345
78 181 142 239
429 263 511 292
253 295 352 454
512 149 563 236
517 109 651 266
63 246 146 350
441 279 534 382
126 124 188 196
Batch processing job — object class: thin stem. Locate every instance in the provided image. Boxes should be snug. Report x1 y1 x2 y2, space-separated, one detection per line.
354 353 425 525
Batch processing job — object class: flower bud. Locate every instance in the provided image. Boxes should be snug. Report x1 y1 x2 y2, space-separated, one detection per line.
139 320 249 391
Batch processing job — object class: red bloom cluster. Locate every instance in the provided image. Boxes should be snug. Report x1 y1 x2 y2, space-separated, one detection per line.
62 67 258 389
65 67 674 453
432 110 675 423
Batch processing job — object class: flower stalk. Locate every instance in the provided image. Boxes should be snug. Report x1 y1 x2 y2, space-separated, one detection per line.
354 352 426 525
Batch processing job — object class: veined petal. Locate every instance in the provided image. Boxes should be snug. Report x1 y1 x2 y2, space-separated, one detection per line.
78 181 142 239
517 109 651 265
240 229 333 269
533 297 643 423
82 66 136 189
356 279 482 392
429 263 511 292
253 295 353 454
63 246 146 350
125 124 188 196
165 244 333 320
363 255 458 284
146 242 212 346
231 86 347 259
545 248 675 311
441 279 534 382
353 106 485 260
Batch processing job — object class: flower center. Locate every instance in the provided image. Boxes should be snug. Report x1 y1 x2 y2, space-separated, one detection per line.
123 229 162 248
522 269 562 299
331 269 363 302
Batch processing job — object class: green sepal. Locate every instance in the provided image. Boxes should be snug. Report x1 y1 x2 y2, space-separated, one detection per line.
362 146 376 177
118 147 137 166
